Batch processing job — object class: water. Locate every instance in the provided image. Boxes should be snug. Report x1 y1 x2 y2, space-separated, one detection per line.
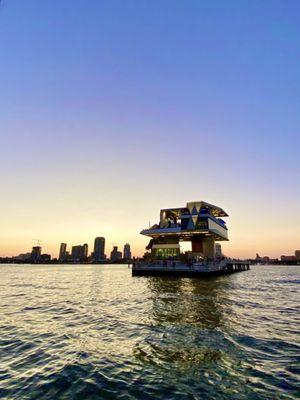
0 264 299 400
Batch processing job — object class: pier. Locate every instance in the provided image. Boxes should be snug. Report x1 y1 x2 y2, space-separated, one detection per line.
133 200 250 278
224 261 250 273
132 260 250 277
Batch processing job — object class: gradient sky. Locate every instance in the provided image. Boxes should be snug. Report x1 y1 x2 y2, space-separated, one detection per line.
0 0 300 259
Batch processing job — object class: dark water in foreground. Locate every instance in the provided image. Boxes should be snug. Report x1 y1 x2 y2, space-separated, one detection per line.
0 264 299 399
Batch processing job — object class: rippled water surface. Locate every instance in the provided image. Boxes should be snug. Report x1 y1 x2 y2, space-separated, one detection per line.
0 264 299 399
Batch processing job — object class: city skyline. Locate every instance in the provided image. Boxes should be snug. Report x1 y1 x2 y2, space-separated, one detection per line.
2 233 299 263
1 1 300 259
2 236 134 263
0 197 300 259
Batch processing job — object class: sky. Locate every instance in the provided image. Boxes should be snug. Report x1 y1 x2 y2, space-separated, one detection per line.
0 0 299 259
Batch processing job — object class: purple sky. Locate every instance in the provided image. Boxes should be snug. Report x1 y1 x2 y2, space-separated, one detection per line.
0 0 299 258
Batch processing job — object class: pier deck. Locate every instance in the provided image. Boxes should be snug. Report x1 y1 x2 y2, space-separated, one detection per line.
132 260 250 278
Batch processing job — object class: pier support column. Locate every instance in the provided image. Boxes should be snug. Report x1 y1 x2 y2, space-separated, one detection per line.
202 237 215 259
191 238 203 253
191 237 215 259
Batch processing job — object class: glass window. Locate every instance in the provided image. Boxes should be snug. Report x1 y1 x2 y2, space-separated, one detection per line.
196 217 208 230
153 248 180 259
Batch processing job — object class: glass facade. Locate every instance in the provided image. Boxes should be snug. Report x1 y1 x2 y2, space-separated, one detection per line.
181 216 209 230
181 217 189 230
153 248 180 259
195 217 208 230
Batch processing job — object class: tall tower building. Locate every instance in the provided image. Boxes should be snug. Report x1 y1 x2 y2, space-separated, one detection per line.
59 243 67 262
71 244 88 262
83 243 88 258
123 243 132 260
30 246 42 263
93 237 105 262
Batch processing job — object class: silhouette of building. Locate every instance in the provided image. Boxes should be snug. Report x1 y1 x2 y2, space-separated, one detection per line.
255 253 271 263
83 243 88 258
110 246 122 263
281 255 296 262
281 249 300 263
93 237 105 262
13 253 31 261
71 244 88 262
123 243 132 260
40 254 51 262
30 246 42 263
59 243 67 262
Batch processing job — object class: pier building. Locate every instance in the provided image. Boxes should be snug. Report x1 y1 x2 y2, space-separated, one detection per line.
141 201 228 261
133 200 250 277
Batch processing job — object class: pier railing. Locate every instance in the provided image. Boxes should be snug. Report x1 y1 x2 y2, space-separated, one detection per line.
132 259 250 273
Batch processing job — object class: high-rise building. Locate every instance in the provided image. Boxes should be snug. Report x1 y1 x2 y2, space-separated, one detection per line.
71 245 88 262
59 243 67 262
110 246 122 263
123 243 132 260
295 250 300 259
93 237 105 262
30 246 42 263
83 243 88 258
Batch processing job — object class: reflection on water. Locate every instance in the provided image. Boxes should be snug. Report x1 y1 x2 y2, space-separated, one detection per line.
0 264 299 399
134 277 230 373
147 277 228 327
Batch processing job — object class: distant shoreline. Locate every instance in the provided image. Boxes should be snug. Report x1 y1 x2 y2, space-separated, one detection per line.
0 260 132 265
0 262 299 267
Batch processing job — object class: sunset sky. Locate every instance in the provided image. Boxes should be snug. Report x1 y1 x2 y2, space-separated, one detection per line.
0 0 299 259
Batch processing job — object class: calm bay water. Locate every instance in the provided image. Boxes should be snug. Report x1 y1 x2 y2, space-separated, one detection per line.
0 264 299 399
